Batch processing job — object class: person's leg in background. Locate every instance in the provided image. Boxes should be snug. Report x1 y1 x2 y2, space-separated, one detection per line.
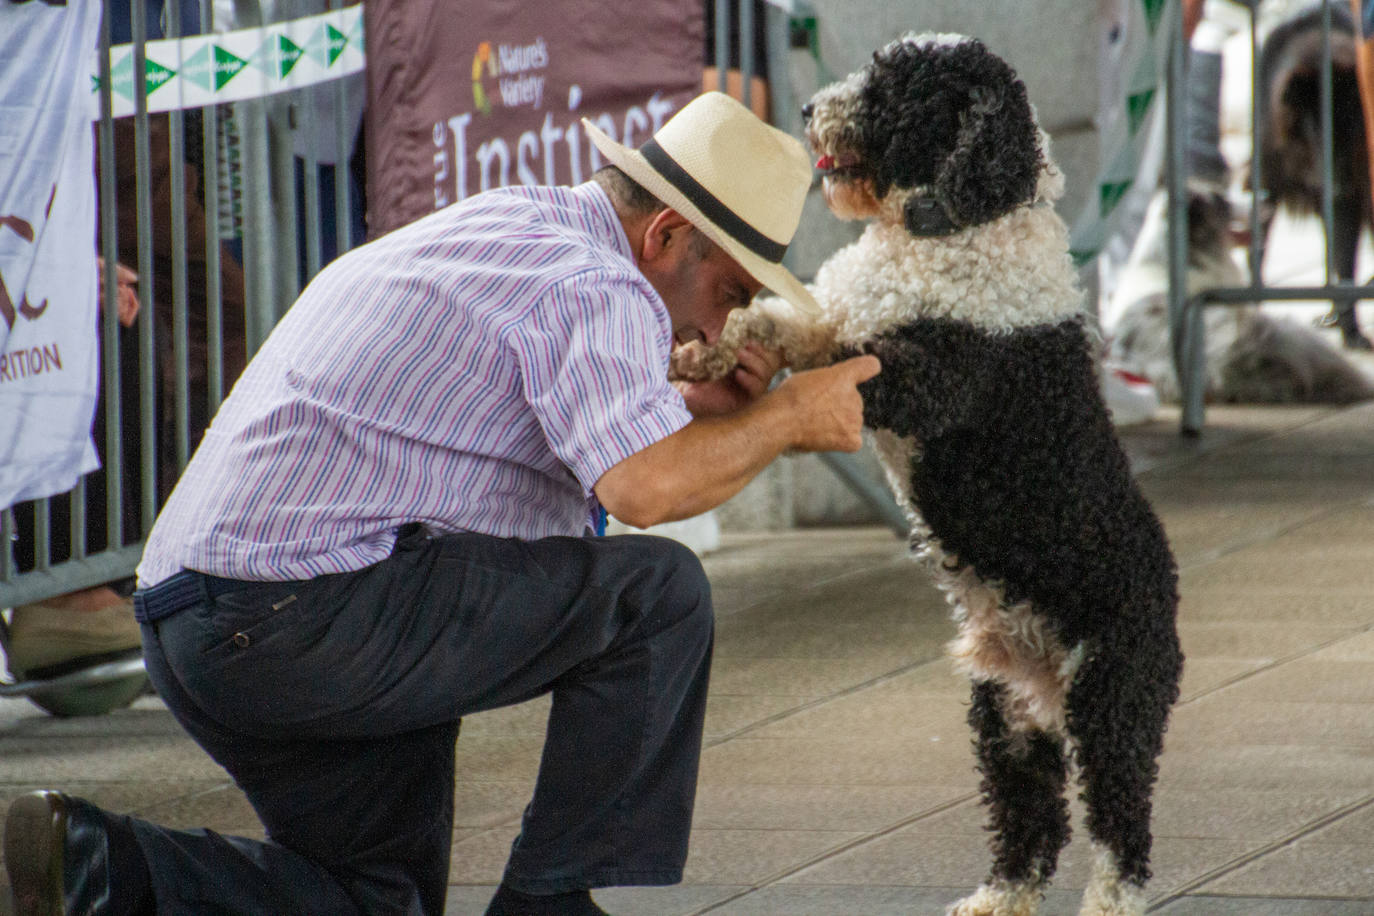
1346 0 1374 347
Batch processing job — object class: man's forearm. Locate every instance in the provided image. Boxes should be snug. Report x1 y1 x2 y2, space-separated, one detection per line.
594 355 879 528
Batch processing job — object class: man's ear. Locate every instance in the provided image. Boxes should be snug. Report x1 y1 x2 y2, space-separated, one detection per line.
639 209 694 263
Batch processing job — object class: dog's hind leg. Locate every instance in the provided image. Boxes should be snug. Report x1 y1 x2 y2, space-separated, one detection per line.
947 679 1069 916
1066 647 1177 916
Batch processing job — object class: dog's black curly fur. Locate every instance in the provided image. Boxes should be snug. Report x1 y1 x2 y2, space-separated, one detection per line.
848 316 1182 890
856 37 1043 229
806 35 1184 910
970 680 1071 887
854 318 1175 642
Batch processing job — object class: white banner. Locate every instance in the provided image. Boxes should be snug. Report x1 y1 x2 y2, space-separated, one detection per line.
0 2 104 510
1070 0 1177 266
90 6 365 119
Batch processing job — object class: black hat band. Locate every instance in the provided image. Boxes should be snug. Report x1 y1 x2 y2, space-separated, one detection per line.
640 138 788 264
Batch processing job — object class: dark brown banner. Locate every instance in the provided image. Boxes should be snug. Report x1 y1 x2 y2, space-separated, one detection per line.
364 0 705 236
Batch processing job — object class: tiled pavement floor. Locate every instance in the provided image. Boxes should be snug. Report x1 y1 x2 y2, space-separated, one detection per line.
6 396 1374 914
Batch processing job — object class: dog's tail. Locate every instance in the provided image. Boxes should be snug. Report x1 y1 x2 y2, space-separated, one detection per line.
1222 312 1374 404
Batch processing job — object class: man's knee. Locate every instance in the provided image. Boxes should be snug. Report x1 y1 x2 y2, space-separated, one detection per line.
644 535 710 609
618 535 713 646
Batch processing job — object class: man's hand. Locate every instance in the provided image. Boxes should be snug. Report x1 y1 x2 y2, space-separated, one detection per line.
774 354 880 453
97 258 140 327
673 342 784 417
595 352 879 528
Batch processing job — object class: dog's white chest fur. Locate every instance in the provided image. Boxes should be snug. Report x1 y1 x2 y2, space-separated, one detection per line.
810 208 1084 346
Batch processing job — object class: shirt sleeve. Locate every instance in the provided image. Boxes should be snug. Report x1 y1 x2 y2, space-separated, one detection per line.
512 266 693 494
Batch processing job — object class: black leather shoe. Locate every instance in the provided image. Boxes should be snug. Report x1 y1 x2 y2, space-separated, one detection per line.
5 790 150 916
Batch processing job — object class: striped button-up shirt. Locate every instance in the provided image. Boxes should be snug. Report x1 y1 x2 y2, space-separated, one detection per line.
137 182 693 586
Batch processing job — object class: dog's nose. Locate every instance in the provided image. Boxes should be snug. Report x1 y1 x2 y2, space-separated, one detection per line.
800 102 814 122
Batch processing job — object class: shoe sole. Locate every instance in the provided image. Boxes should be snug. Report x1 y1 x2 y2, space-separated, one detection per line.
4 792 64 916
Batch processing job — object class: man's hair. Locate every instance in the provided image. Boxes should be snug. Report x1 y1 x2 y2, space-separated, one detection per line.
592 165 666 217
593 165 715 260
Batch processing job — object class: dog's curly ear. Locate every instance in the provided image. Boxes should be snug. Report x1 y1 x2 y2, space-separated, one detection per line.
935 62 1043 228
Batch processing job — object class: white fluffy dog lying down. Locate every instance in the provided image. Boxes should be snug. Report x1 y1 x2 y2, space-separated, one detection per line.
1107 187 1374 406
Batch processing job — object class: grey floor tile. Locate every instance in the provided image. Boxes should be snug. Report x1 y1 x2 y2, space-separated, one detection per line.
1198 841 1374 899
698 735 979 789
1174 590 1374 627
451 780 532 830
1175 620 1358 663
1167 698 1374 748
456 696 551 738
734 687 968 741
1153 895 1374 915
1304 802 1374 845
452 735 545 781
704 692 818 740
596 884 751 916
1176 657 1267 700
445 883 748 916
682 828 867 886
1310 629 1374 662
1150 788 1369 840
690 884 1086 916
707 655 957 701
448 825 521 884
691 784 971 832
1182 553 1374 591
1209 659 1374 704
1156 744 1374 792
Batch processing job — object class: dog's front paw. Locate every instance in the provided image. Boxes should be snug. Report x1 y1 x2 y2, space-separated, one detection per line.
947 882 1041 916
669 340 736 382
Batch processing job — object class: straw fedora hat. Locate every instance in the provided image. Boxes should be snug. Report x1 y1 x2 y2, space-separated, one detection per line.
583 91 819 315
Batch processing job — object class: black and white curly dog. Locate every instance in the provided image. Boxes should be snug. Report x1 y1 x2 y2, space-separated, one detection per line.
674 34 1183 915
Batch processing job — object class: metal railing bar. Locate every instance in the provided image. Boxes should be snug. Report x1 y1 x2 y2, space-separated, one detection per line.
71 480 86 562
201 0 224 412
1167 0 1190 421
0 655 146 697
0 510 13 582
97 4 123 550
714 0 729 91
301 97 323 280
0 546 147 610
1247 2 1263 287
738 0 754 111
331 0 352 259
33 497 50 574
132 1 159 535
1320 2 1336 283
167 0 192 475
1196 283 1374 304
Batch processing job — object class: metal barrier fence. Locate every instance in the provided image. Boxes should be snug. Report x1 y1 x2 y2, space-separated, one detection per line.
1167 0 1374 434
4 1 860 706
2 1 363 703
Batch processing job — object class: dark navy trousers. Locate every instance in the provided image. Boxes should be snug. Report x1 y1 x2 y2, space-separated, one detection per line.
129 526 715 914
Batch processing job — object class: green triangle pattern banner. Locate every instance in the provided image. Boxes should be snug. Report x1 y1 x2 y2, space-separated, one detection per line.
1142 0 1168 34
1068 0 1177 266
88 6 363 119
